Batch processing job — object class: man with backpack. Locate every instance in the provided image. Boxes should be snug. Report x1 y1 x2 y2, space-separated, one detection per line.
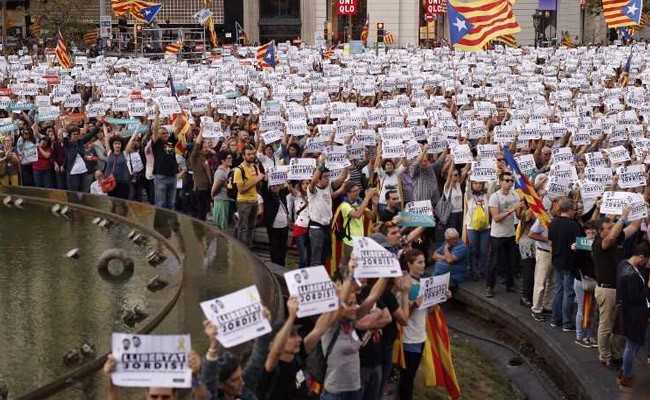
233 145 264 246
333 183 377 276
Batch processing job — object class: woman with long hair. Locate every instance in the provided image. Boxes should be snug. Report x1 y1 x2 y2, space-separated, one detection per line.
211 150 233 230
32 136 53 188
398 248 428 400
464 180 490 280
104 136 130 199
288 180 311 268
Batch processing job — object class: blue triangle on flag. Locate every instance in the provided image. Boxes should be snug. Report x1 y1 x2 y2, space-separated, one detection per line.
447 5 473 45
142 4 162 24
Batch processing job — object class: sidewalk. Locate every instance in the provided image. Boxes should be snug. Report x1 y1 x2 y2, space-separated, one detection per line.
455 281 650 400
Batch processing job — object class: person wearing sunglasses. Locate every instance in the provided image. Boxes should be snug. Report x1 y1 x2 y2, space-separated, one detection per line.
486 171 522 298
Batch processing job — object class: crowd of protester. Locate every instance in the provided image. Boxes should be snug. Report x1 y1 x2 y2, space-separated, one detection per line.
1 40 650 397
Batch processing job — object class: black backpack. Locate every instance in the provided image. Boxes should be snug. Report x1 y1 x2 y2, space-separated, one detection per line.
226 166 244 200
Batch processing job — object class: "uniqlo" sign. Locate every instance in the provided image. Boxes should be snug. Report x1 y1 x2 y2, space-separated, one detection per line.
336 0 358 16
423 0 446 17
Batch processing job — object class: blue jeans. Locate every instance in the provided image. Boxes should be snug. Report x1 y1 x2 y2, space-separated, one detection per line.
622 339 641 378
154 175 177 209
33 169 52 188
552 269 576 328
574 279 594 340
467 229 489 277
321 389 361 400
296 234 310 268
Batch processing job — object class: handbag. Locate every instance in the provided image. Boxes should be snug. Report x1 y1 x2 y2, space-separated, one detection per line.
435 192 452 225
101 156 117 193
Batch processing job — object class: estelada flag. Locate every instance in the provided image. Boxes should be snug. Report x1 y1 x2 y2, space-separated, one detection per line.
170 112 191 155
256 41 276 68
423 307 461 399
502 145 551 226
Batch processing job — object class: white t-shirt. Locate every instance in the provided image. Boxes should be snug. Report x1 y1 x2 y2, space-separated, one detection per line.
125 152 144 174
403 307 427 344
289 194 310 228
90 181 107 195
272 200 289 229
530 219 551 251
308 184 332 226
488 189 519 238
378 165 405 204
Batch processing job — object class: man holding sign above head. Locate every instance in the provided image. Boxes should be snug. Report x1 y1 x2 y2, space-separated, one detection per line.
103 334 205 400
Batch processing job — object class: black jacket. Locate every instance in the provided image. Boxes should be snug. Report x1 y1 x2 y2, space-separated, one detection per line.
260 182 289 229
63 127 98 174
616 260 650 344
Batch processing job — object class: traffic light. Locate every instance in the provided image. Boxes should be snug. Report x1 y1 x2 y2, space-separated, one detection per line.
377 22 384 43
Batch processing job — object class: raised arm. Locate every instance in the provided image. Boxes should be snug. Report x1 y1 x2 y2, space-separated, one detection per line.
264 297 298 372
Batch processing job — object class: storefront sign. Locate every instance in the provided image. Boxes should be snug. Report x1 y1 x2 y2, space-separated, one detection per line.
336 0 358 16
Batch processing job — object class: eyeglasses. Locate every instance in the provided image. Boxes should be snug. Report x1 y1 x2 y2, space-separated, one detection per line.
503 179 513 183
496 158 504 162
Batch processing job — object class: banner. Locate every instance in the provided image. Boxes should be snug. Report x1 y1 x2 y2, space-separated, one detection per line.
616 164 646 189
200 285 272 348
351 237 402 278
284 266 339 318
110 334 192 388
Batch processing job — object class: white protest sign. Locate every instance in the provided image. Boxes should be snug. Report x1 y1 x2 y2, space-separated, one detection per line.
202 122 222 139
267 165 288 187
606 146 631 165
516 154 536 176
351 237 402 278
199 285 272 348
418 272 450 310
600 191 628 215
288 158 316 180
284 266 338 318
628 193 648 221
35 95 50 108
580 181 604 200
261 130 283 145
382 139 405 159
477 144 498 160
63 93 82 108
470 161 497 182
37 106 60 122
110 334 191 388
405 200 434 217
585 151 608 168
552 147 574 164
616 164 646 189
128 102 146 117
586 166 613 186
325 145 351 171
451 144 473 164
193 8 213 25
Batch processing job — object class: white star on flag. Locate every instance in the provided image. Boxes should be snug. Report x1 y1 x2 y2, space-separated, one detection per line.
627 3 638 16
453 18 467 32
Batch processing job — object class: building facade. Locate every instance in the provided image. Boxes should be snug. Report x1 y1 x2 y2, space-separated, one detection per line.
240 0 586 47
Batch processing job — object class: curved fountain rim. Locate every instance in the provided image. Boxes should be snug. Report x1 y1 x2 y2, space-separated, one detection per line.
0 191 184 400
0 186 284 400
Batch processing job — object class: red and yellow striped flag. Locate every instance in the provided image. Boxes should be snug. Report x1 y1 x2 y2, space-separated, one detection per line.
30 16 43 38
55 31 73 69
83 30 99 47
423 307 461 399
165 39 182 55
